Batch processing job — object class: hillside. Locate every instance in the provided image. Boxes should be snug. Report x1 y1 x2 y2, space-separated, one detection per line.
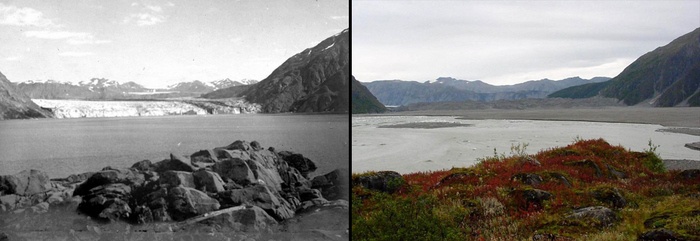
352 139 700 240
364 77 609 106
0 71 53 120
553 28 700 107
209 29 349 113
351 76 386 114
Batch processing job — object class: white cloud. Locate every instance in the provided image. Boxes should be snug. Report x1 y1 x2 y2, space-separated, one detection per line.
4 56 21 61
145 5 162 12
124 4 167 26
58 52 94 57
166 2 175 7
24 30 110 45
330 15 348 20
124 13 165 26
0 3 59 27
131 2 139 7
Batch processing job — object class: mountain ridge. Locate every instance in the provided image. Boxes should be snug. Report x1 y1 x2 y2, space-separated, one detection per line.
364 76 610 106
0 71 53 120
551 27 700 107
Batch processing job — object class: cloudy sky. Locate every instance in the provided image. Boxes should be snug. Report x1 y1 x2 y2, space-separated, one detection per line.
0 0 348 88
353 1 699 85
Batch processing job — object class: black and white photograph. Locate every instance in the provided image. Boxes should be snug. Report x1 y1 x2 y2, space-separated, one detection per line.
1 0 349 239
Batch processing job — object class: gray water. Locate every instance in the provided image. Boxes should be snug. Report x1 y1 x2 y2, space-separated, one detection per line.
0 114 349 178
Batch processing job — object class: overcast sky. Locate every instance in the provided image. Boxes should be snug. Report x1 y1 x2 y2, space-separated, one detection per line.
0 0 348 88
352 1 700 85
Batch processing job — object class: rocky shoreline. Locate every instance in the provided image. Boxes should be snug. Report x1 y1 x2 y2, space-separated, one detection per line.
0 140 348 240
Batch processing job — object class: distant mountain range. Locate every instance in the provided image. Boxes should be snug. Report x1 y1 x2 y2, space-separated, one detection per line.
352 76 386 114
363 76 610 106
205 29 349 113
0 71 52 120
13 78 257 100
551 27 700 107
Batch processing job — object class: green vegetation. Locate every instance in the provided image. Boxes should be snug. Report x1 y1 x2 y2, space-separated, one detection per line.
351 76 387 114
547 81 610 99
352 139 700 240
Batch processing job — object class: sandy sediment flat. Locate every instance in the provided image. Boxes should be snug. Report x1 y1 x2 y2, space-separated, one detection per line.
365 107 700 128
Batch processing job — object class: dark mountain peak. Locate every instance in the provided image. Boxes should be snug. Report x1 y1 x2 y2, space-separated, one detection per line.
0 71 53 120
230 28 349 113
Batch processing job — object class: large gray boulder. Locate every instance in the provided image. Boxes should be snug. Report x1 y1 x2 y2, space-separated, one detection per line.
190 149 219 168
73 168 144 197
160 171 195 188
153 154 195 173
567 206 618 228
192 169 225 193
278 151 317 178
311 168 349 200
77 183 132 221
217 184 295 221
212 158 257 186
186 206 278 232
167 186 220 221
352 171 404 194
0 170 51 196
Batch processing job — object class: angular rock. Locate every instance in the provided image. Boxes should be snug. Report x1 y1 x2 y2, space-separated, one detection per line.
311 168 349 200
190 206 278 232
278 151 317 178
247 150 285 192
212 158 256 186
78 183 132 221
190 149 219 168
0 169 51 195
63 172 96 184
192 169 225 193
30 202 49 214
73 169 144 196
638 229 685 241
160 171 195 188
677 169 700 180
250 141 263 151
167 186 220 221
592 187 627 209
567 206 618 228
512 189 552 210
352 171 404 194
606 163 628 179
511 173 543 186
153 154 195 173
131 160 154 172
216 149 251 161
544 172 573 188
218 184 295 221
282 166 312 191
219 140 253 152
0 194 19 211
565 159 602 177
299 188 323 202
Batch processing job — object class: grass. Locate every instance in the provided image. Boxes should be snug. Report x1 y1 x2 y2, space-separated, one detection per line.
352 138 700 240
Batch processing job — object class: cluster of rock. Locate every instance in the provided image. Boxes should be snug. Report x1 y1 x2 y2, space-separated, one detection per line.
1 140 347 232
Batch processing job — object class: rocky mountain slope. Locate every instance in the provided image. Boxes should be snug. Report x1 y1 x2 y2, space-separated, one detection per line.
551 27 700 107
0 71 53 120
208 29 349 113
364 77 609 106
351 76 386 114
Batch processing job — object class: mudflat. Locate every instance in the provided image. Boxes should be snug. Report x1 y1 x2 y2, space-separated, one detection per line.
373 107 700 128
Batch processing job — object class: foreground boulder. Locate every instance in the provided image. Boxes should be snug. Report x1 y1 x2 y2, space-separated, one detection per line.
312 168 349 200
73 168 144 196
352 171 404 194
0 170 51 196
278 151 317 178
212 158 257 186
192 169 225 193
153 154 196 173
160 171 195 188
217 184 295 221
567 206 618 228
167 186 220 221
182 205 278 232
78 183 132 220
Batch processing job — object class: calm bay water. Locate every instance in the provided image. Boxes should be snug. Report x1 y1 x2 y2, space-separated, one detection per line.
0 114 349 178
